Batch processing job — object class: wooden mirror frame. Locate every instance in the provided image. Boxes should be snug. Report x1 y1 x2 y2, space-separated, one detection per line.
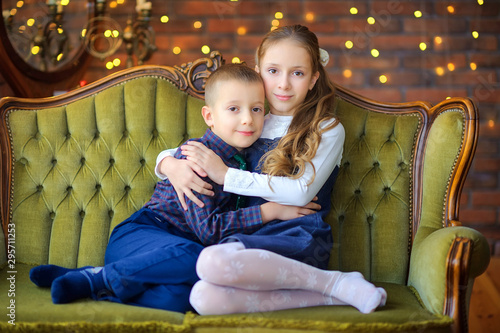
0 0 96 98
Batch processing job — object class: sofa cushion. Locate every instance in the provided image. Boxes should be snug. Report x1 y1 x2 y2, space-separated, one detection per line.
0 263 452 332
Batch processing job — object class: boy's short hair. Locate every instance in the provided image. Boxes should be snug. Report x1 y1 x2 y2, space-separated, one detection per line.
205 64 263 107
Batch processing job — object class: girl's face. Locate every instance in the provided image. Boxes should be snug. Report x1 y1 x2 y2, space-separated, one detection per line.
256 39 319 116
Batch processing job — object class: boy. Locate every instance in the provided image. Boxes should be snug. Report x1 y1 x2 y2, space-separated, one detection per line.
29 64 317 312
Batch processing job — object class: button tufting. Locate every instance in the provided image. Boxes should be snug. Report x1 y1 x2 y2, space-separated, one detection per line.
19 158 28 165
367 216 374 223
124 185 131 192
109 158 115 165
49 212 55 219
152 129 158 138
140 159 146 165
36 185 43 192
108 210 114 218
81 157 86 165
52 159 57 165
373 162 380 167
95 184 102 190
355 189 361 195
66 186 73 192
80 211 85 218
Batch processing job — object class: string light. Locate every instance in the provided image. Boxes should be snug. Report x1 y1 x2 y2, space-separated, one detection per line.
110 1 118 9
434 36 442 44
414 10 422 18
345 40 354 49
371 49 380 57
237 27 247 35
113 58 121 67
305 12 315 22
271 19 280 27
161 16 169 23
16 1 23 7
367 17 375 24
106 61 114 70
56 53 63 61
419 42 427 51
173 46 181 54
379 75 388 84
201 45 210 54
31 46 40 55
435 67 445 76
232 57 241 64
194 21 202 29
447 63 455 71
478 0 484 5
343 69 352 78
275 12 283 19
470 62 477 70
488 120 495 128
27 18 35 27
472 31 479 38
447 6 455 13
350 7 358 15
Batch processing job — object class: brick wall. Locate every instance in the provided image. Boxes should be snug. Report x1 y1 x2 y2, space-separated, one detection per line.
1 0 500 254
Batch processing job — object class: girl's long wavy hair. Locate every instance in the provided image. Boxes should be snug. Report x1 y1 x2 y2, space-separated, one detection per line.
257 25 339 183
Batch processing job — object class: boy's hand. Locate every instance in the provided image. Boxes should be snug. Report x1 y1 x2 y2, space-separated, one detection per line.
260 198 321 223
160 156 214 210
181 141 229 185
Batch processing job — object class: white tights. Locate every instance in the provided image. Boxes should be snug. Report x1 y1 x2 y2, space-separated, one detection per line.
190 242 386 315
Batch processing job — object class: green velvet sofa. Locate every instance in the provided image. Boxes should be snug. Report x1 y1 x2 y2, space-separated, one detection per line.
0 51 491 332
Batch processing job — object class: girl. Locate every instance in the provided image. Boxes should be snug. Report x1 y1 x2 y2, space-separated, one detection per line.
157 25 387 315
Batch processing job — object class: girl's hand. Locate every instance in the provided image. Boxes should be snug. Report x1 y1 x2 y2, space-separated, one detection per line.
159 156 214 210
260 198 321 223
181 141 229 185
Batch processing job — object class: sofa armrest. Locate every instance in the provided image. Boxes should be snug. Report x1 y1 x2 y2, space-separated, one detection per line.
408 225 490 315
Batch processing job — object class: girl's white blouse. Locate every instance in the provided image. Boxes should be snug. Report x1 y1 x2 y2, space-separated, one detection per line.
155 113 345 206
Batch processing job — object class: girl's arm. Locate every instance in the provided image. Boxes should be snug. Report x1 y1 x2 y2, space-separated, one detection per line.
156 148 214 210
224 122 345 206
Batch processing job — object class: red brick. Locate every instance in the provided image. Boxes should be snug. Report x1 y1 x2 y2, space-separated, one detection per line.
463 172 498 189
478 122 500 139
372 1 433 16
472 192 500 207
460 208 497 225
460 192 469 206
339 55 400 70
404 54 467 69
329 71 366 87
305 1 368 16
238 1 302 16
372 35 432 50
207 18 270 34
434 36 498 52
174 1 238 17
318 36 358 51
405 88 468 104
304 21 336 34
470 54 500 68
475 137 499 155
236 35 264 52
350 88 403 103
171 35 209 51
154 19 205 34
336 18 401 34
470 19 500 34
436 70 497 86
403 18 467 33
474 158 500 172
434 1 500 16
369 71 427 86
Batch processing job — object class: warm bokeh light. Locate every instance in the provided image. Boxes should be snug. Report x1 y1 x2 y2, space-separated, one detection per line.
60 0 69 5
113 58 121 67
117 0 125 4
161 16 169 23
104 30 112 38
414 11 422 18
232 57 241 64
435 67 445 76
447 6 455 13
367 17 375 24
112 30 119 38
173 46 181 54
305 12 315 22
106 61 114 70
470 62 477 70
194 21 202 29
27 18 35 27
81 28 87 38
343 69 352 78
275 12 283 19
31 46 39 55
56 53 63 61
434 36 442 44
447 63 455 71
478 0 484 5
350 7 358 15
57 28 64 34
237 26 247 35
345 40 354 49
379 75 388 84
10 9 17 16
271 19 280 27
16 1 24 8
371 49 380 57
488 120 495 128
110 1 118 9
201 45 211 54
419 42 427 51
472 31 479 38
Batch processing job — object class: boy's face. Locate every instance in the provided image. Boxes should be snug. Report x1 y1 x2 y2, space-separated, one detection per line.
202 79 265 151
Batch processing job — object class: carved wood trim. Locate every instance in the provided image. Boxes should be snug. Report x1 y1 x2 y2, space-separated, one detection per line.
444 237 472 333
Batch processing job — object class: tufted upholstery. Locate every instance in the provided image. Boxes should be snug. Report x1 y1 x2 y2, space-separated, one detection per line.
0 53 491 333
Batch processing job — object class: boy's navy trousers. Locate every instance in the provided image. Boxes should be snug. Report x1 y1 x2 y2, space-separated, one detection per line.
103 208 203 312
